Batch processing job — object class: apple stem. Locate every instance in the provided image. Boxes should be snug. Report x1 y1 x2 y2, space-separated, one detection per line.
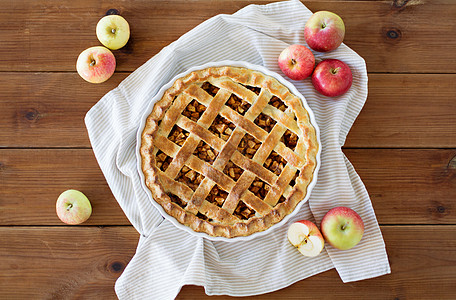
66 203 73 211
111 28 116 34
321 23 326 29
341 223 347 230
90 60 96 67
331 67 341 75
291 59 296 66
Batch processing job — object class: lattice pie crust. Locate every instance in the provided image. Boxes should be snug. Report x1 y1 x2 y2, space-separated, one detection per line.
140 66 318 238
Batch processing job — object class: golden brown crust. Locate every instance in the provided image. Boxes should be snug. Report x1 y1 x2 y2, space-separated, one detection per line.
140 66 318 238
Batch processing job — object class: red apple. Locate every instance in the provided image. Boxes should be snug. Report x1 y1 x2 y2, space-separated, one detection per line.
278 44 315 80
311 59 352 97
56 190 92 225
287 220 325 257
320 207 364 250
304 11 345 52
76 46 116 83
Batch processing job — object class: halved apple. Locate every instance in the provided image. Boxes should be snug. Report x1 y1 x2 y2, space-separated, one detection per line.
287 220 325 257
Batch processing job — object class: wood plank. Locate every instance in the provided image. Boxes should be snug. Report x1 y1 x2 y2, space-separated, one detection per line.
0 0 455 73
344 149 456 224
1 73 455 148
1 149 454 225
178 226 456 299
0 149 130 225
345 74 456 148
0 72 128 148
1 226 455 299
0 226 139 299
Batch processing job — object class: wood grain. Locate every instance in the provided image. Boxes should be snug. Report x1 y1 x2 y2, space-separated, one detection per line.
345 74 456 148
1 226 454 299
0 72 128 148
345 149 456 224
0 149 130 225
1 73 455 148
0 0 455 73
1 149 454 225
0 226 138 299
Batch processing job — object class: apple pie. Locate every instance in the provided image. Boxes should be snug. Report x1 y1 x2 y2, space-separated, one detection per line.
140 66 318 238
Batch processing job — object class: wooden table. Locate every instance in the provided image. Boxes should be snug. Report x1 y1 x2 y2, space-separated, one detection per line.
1 0 455 299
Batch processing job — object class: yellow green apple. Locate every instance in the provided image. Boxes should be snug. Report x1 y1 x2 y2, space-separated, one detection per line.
96 15 130 50
56 189 92 225
320 207 364 250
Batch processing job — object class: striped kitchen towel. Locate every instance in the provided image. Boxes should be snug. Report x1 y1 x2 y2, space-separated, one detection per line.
85 0 391 299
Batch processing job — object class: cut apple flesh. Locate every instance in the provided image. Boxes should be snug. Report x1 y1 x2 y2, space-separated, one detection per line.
287 222 324 257
297 236 324 257
288 222 310 245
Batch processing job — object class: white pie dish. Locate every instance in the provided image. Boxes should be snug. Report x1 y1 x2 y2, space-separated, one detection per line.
135 60 321 242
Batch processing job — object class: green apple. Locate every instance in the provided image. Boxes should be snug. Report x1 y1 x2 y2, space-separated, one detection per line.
287 220 325 257
320 207 364 250
96 15 130 50
56 190 92 225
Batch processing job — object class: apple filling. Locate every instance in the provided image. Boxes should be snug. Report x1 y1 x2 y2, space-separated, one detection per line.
169 125 189 147
248 177 271 200
176 166 205 191
183 99 206 122
206 185 228 208
196 212 210 221
278 195 287 204
208 115 236 141
223 160 244 181
193 140 218 164
226 94 251 116
237 133 261 159
264 150 287 176
289 170 300 187
234 200 256 220
269 96 288 112
281 129 298 151
167 192 187 209
201 81 220 97
254 113 276 132
241 84 261 95
155 150 173 172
